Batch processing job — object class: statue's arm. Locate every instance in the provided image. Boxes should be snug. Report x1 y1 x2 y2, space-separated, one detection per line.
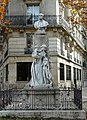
34 21 38 29
32 49 40 59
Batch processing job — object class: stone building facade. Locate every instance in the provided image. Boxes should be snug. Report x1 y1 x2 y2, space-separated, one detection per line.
0 0 87 89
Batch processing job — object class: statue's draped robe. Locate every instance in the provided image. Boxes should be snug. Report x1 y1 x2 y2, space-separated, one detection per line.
30 48 52 87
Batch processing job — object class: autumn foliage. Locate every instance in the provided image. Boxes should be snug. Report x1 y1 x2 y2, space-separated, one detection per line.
61 0 87 29
0 0 11 28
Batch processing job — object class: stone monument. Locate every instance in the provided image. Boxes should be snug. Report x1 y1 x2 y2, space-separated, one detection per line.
2 13 86 120
25 13 52 88
29 44 52 87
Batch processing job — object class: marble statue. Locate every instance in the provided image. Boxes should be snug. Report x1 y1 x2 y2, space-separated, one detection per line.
30 44 52 87
24 13 52 88
34 13 49 31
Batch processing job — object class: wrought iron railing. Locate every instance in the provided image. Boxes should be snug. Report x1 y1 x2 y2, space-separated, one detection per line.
5 15 85 50
74 88 82 110
0 88 82 110
5 15 69 29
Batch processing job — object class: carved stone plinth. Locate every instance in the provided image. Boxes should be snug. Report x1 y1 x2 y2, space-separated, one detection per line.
5 88 79 110
33 30 48 47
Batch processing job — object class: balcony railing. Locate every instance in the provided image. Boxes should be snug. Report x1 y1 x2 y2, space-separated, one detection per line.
5 15 84 50
5 15 70 29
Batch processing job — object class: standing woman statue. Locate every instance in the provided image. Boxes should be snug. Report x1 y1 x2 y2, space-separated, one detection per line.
30 44 52 87
40 44 52 85
30 45 43 86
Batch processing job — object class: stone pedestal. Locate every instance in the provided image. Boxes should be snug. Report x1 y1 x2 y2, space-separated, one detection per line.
5 88 80 110
0 110 86 120
33 30 48 47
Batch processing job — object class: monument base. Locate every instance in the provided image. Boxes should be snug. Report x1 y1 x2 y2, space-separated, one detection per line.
1 88 85 119
0 110 86 120
24 83 53 90
5 88 82 110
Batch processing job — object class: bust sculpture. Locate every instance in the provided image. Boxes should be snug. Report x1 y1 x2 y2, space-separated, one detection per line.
34 13 49 31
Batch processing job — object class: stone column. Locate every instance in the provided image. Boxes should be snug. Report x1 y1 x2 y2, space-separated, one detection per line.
33 31 48 48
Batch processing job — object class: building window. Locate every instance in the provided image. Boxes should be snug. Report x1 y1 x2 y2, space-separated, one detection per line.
6 4 9 15
77 68 81 80
17 62 32 81
24 33 33 54
83 61 86 67
80 69 81 81
66 65 71 80
77 68 79 80
60 63 64 80
6 64 8 81
27 33 33 48
26 5 40 25
73 67 76 80
64 7 68 21
73 67 77 88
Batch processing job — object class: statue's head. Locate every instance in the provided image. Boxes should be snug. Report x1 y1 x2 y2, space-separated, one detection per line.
39 13 44 20
34 13 48 30
34 45 38 49
40 44 47 51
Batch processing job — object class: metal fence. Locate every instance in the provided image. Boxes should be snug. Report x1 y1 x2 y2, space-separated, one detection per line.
74 88 82 110
0 88 82 110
